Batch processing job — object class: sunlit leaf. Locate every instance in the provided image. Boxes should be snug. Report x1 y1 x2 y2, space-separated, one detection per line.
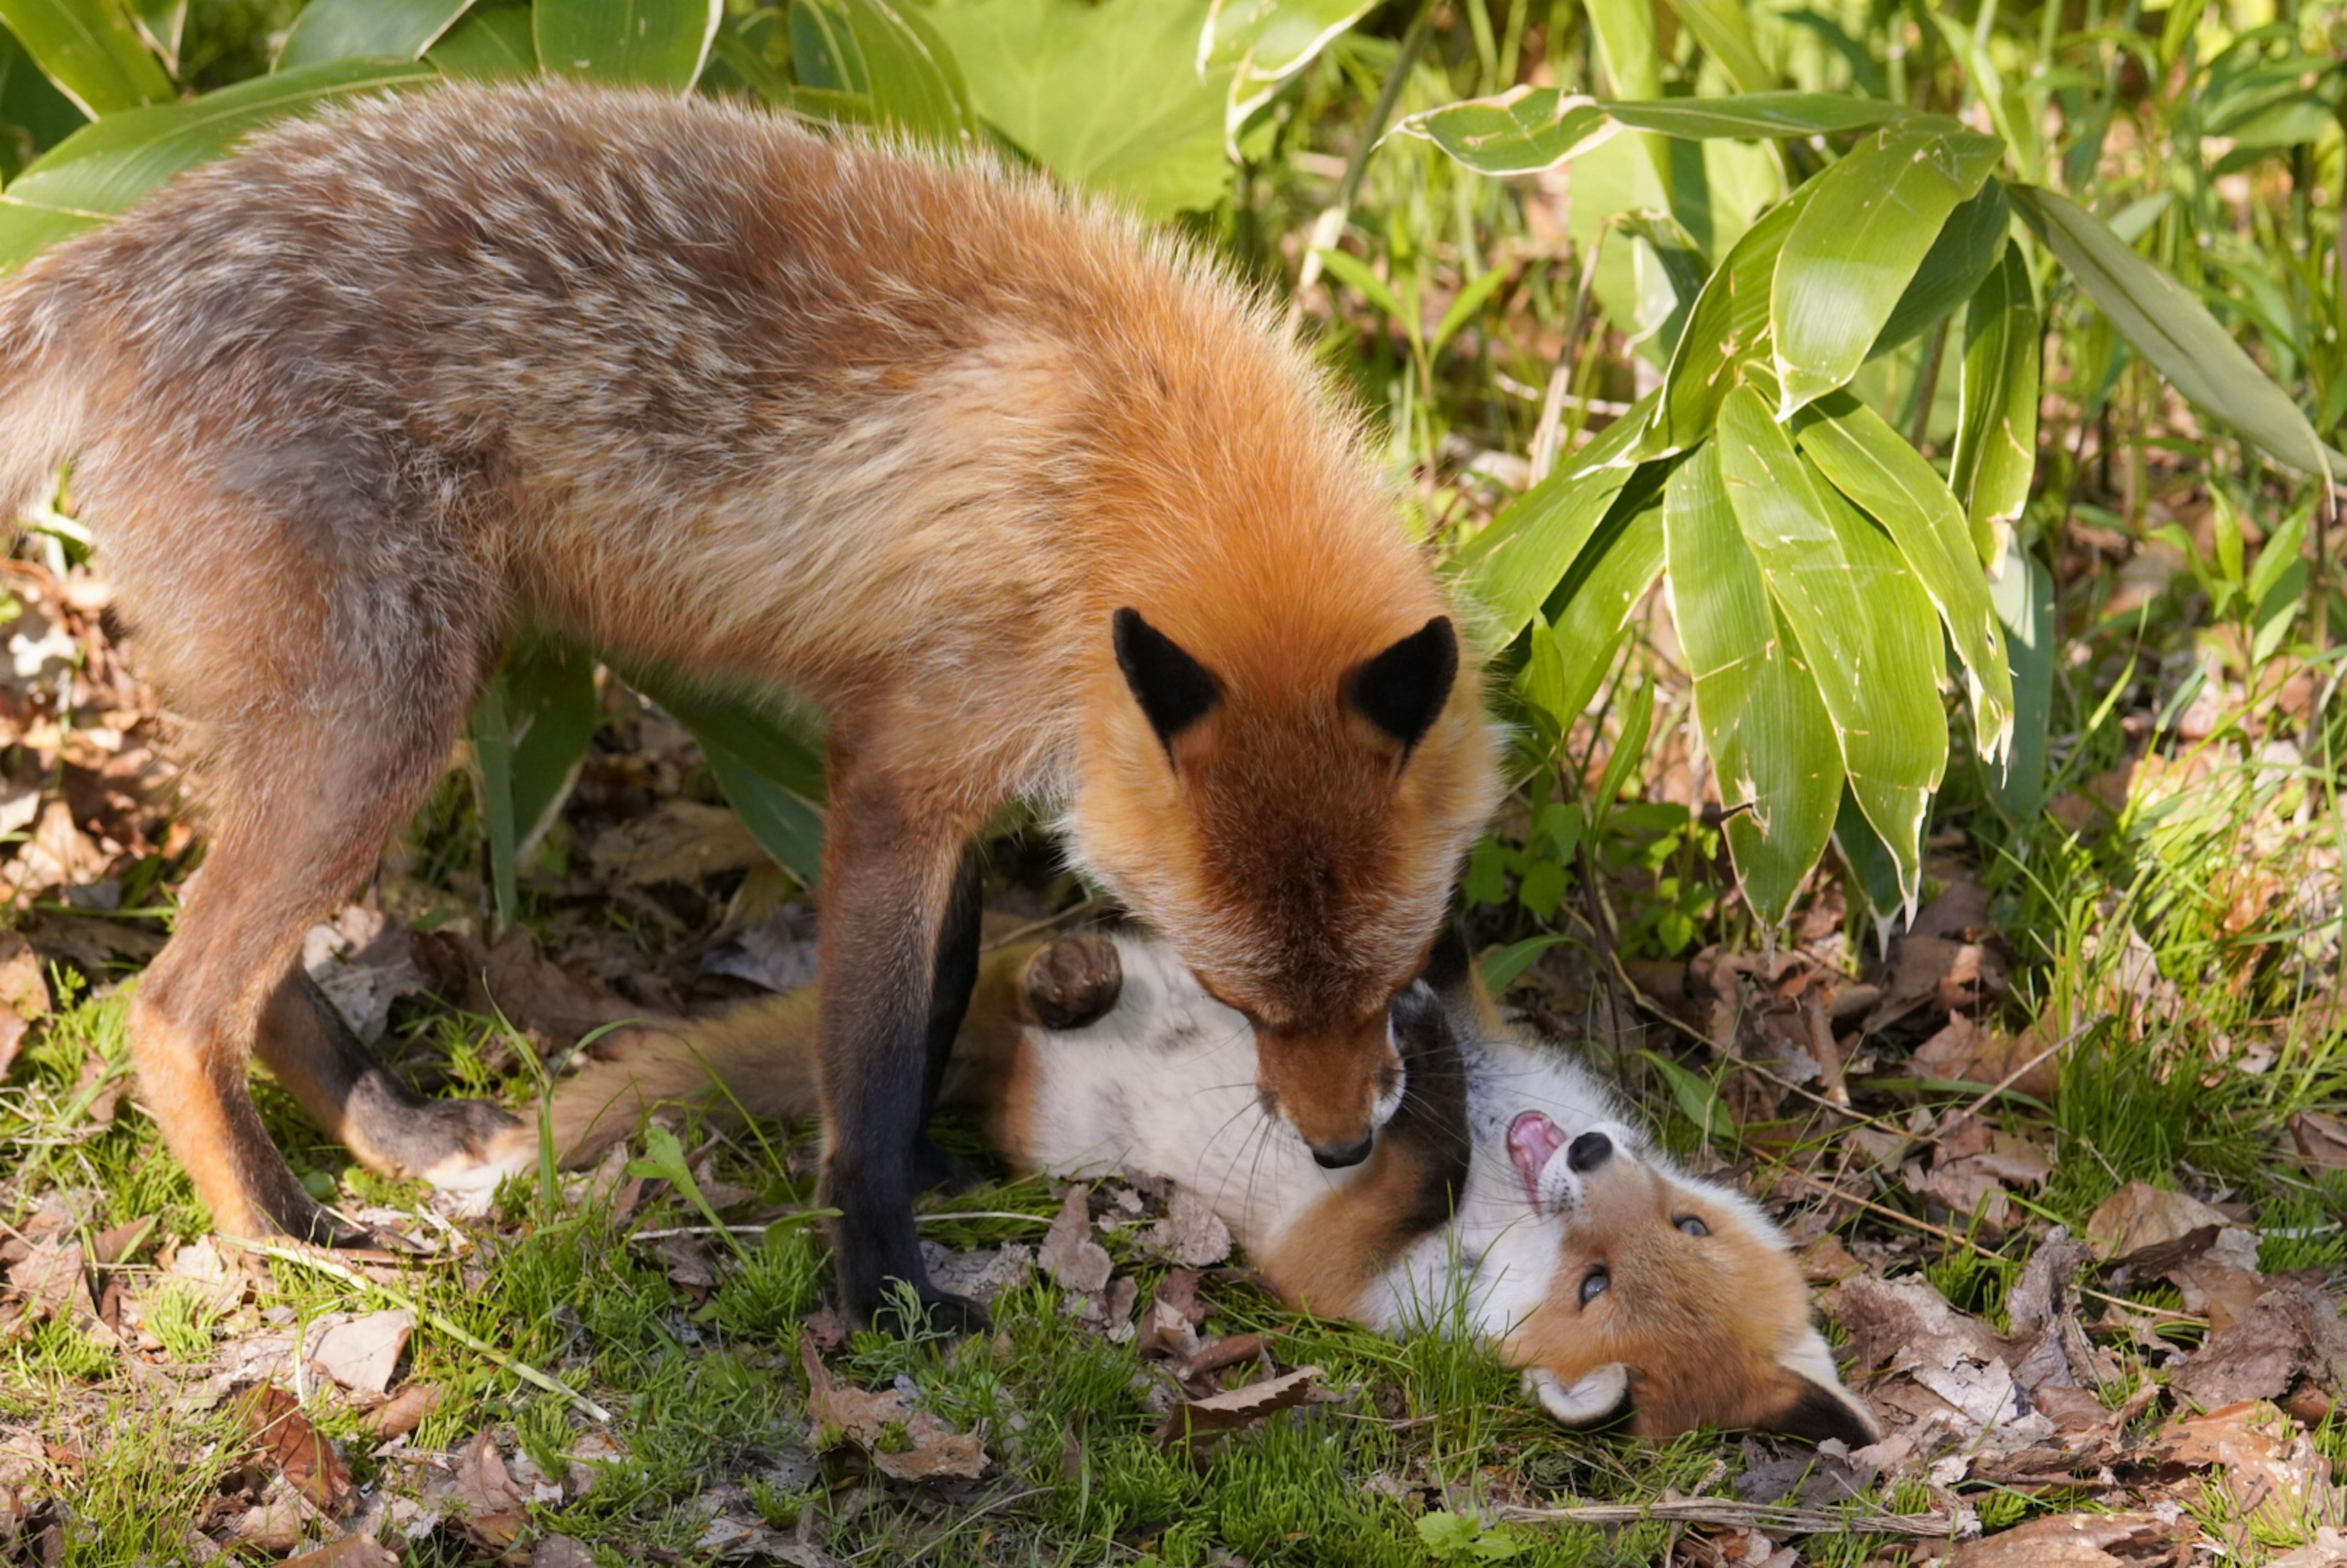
534 0 721 92
1869 177 2008 357
1662 445 1840 925
1771 121 2002 417
1199 0 1373 154
623 665 828 885
1659 0 1770 93
930 0 1224 214
1983 537 2053 824
1795 392 2013 758
1454 400 1653 639
1639 185 1809 459
277 0 472 70
1716 386 1942 907
0 57 440 273
1948 243 2040 568
1604 91 1911 139
2008 182 2341 478
128 0 182 75
796 0 968 143
427 4 534 79
0 0 171 117
1539 497 1667 736
1387 87 1619 178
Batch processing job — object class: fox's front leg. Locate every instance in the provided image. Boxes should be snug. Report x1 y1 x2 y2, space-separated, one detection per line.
815 764 988 1330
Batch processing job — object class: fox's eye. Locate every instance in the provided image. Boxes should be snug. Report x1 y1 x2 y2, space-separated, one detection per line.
1578 1265 1609 1307
1674 1215 1709 1237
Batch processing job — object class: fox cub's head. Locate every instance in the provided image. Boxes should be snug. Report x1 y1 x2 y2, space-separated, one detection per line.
1497 1113 1879 1445
1070 606 1499 1170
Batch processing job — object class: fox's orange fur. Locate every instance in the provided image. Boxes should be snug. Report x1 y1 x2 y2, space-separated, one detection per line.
0 82 1499 1321
512 934 1879 1443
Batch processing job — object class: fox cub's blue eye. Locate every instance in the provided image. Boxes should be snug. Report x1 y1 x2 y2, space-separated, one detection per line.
1674 1216 1709 1237
1579 1266 1609 1306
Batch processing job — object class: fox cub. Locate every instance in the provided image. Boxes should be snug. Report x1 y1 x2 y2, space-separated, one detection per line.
506 933 1879 1444
0 83 1499 1321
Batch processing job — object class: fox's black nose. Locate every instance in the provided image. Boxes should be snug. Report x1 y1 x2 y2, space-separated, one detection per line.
1312 1135 1374 1170
1567 1131 1612 1173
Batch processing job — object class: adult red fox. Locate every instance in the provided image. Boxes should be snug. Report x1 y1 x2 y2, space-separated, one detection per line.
0 84 1497 1324
505 931 1879 1443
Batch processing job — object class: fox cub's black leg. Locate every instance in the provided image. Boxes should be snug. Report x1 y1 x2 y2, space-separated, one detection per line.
906 847 985 1198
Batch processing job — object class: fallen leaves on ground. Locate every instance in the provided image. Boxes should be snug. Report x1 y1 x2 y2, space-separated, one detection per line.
799 1331 987 1482
1159 1365 1324 1454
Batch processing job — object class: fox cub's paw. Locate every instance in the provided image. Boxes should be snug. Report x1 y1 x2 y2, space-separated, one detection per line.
365 1095 531 1193
1018 933 1123 1030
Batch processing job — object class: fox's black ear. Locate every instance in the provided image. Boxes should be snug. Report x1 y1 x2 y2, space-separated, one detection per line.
1114 608 1221 754
1768 1377 1879 1449
1345 617 1458 753
1417 921 1473 1001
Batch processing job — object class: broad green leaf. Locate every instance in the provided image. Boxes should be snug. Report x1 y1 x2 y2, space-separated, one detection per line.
427 4 535 79
2008 183 2340 479
1662 447 1840 925
0 57 441 273
129 0 183 75
470 632 599 928
929 0 1222 217
1587 0 1658 97
0 29 89 178
1948 243 2040 568
1771 122 2003 417
1717 386 1942 906
1795 393 2013 757
1640 185 1809 458
1832 786 1905 929
1537 496 1667 734
277 0 472 70
1200 0 1373 153
1613 208 1707 357
1388 88 1620 178
1480 933 1567 994
1453 399 1652 638
1983 538 2052 824
623 665 828 884
534 0 720 92
799 0 968 144
1661 0 1770 94
0 0 171 117
1869 177 2008 358
1603 92 1912 140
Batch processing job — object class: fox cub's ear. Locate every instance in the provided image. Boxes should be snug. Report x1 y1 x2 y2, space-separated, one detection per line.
1345 617 1458 754
1114 608 1221 754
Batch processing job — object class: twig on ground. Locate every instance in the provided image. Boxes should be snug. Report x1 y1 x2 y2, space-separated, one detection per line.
1496 1497 1955 1537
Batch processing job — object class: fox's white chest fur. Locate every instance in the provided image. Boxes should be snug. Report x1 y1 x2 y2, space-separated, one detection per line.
1013 937 1629 1339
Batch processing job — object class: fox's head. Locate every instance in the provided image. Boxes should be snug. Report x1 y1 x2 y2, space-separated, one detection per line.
1068 605 1498 1169
1495 1114 1880 1444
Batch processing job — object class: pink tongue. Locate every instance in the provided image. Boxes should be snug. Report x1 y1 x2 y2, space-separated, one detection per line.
1507 1112 1565 1208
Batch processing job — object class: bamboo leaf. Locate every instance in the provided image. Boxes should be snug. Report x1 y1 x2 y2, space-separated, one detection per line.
1603 92 1912 139
534 0 721 91
1453 399 1653 639
1948 243 2040 568
469 633 600 929
1200 0 1373 154
936 0 1237 214
0 57 441 273
1662 445 1842 925
426 4 535 79
129 0 183 75
1832 786 1905 929
1538 496 1667 734
0 0 171 117
1795 392 2013 758
1387 87 1620 177
807 0 969 144
2007 181 2340 478
277 0 472 70
1771 122 2003 417
1983 538 2054 824
1717 386 1942 907
1870 177 2008 358
622 664 828 884
1639 185 1809 458
1659 0 1771 94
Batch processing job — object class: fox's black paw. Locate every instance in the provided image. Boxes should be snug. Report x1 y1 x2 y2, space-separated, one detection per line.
852 1278 991 1338
908 1137 986 1196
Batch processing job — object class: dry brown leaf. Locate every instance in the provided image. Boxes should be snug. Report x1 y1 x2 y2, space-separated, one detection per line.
235 1385 353 1517
2159 1400 2345 1539
2268 1526 2347 1567
2173 1285 2347 1410
2084 1181 2231 1260
658 1233 721 1291
279 1537 401 1568
1145 1184 1233 1269
445 1430 530 1548
799 1330 987 1482
530 1536 601 1568
2289 1111 2347 1172
589 798 766 887
1948 1510 2173 1566
1038 1184 1111 1295
5 1240 90 1327
365 1381 443 1440
1159 1365 1322 1453
307 1310 413 1400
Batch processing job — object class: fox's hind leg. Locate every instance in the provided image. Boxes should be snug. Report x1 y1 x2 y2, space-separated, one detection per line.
254 970 522 1195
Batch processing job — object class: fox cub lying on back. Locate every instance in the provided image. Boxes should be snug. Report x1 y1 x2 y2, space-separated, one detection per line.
496 934 1878 1444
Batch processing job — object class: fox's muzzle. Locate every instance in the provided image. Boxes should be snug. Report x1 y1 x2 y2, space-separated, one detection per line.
1254 1013 1405 1164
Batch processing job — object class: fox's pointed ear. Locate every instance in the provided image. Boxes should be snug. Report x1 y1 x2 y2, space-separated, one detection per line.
1768 1333 1881 1447
1114 608 1221 755
1345 617 1458 754
1417 921 1473 1001
1524 1365 1633 1428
